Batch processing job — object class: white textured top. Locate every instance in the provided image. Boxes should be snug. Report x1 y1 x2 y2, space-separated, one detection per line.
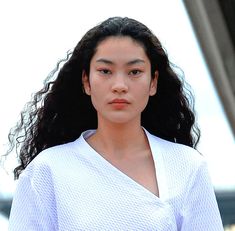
9 129 223 230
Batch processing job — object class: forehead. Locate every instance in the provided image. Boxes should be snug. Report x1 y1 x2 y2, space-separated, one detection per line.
91 36 149 63
97 36 145 48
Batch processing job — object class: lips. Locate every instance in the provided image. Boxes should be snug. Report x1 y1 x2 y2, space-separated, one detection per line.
109 99 130 104
108 99 130 109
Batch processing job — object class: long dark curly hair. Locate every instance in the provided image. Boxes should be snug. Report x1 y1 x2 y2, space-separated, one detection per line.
6 17 200 179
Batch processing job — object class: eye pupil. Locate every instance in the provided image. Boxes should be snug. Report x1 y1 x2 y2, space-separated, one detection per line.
130 70 140 75
100 69 110 74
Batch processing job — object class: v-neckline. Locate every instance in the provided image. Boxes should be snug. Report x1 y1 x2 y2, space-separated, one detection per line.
78 128 168 202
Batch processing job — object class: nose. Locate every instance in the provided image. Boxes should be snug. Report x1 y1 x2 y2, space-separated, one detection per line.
111 75 128 93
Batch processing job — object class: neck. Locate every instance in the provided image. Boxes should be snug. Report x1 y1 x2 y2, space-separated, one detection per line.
87 120 148 159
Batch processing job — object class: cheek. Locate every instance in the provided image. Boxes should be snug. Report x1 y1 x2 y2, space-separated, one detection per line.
89 83 105 110
136 81 152 96
90 94 102 113
90 80 106 98
136 82 152 106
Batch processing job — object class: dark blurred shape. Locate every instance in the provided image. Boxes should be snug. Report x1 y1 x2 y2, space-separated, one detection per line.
218 0 235 49
216 191 235 226
0 199 12 218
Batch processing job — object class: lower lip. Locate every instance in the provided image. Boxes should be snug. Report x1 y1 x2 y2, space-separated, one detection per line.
110 102 128 109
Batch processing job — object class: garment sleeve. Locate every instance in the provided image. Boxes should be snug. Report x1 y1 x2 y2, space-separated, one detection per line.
8 174 56 231
180 161 224 230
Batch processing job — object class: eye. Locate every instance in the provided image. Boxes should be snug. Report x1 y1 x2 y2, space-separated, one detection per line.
98 69 112 75
129 69 142 76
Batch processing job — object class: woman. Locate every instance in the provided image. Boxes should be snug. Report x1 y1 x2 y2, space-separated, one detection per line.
8 17 223 230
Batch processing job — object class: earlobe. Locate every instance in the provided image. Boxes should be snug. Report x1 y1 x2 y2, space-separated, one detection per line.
82 71 91 95
149 71 158 96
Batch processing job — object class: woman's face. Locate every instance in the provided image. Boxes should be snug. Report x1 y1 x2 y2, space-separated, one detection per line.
83 36 158 126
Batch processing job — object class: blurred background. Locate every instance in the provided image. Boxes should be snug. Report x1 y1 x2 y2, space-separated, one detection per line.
0 0 234 230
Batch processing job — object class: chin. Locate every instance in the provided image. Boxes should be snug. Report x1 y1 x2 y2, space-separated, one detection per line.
108 115 140 125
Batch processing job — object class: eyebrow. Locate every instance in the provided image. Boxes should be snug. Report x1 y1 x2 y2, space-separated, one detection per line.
96 58 145 65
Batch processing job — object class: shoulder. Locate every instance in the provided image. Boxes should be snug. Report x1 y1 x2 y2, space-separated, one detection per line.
147 130 204 165
22 138 81 180
146 130 208 187
145 131 215 206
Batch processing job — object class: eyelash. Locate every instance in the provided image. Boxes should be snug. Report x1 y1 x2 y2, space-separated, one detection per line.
98 69 112 75
98 69 143 76
129 70 142 76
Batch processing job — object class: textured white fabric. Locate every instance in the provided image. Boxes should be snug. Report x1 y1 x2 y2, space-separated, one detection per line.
9 129 224 230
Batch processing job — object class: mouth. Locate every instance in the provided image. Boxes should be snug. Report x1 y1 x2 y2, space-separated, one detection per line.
109 99 130 104
109 99 130 109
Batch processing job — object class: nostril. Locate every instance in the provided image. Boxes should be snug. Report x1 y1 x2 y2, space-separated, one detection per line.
112 84 128 93
111 79 128 92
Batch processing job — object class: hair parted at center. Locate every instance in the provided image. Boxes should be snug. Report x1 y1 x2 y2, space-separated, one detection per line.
7 17 200 179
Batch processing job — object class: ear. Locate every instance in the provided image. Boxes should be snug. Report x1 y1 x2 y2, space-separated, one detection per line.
82 71 91 95
149 71 158 96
